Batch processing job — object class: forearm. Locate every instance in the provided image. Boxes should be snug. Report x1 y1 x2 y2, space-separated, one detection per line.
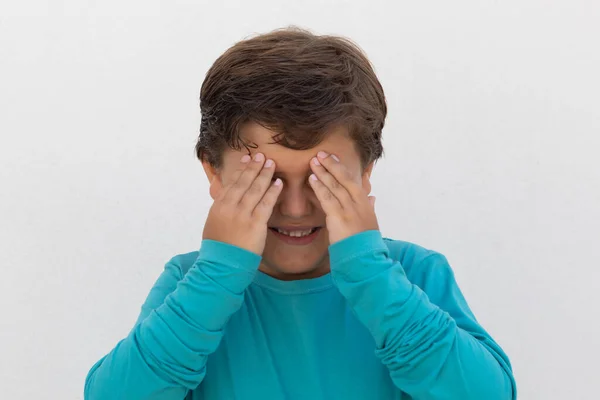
329 230 516 400
84 240 260 400
369 285 513 399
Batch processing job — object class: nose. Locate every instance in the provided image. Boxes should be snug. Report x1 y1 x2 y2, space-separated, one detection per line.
276 181 315 219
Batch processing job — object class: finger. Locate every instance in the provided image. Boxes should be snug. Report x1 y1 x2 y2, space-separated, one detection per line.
308 173 342 215
310 156 353 206
227 154 253 185
239 158 277 209
217 153 252 199
253 177 284 222
224 152 266 204
315 151 363 199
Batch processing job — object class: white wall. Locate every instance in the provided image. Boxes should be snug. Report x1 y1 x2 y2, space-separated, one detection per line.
1 1 598 399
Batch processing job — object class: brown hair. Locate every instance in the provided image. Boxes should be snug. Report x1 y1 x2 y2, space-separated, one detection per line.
196 26 386 170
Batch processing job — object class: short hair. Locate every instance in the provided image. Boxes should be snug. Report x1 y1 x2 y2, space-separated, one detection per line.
196 26 386 169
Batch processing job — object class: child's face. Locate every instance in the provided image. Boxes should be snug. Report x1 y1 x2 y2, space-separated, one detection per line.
204 121 373 281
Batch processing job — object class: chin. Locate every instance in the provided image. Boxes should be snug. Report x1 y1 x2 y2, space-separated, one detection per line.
259 231 330 280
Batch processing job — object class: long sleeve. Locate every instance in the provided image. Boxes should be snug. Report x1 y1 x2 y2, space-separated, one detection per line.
328 230 517 400
84 239 261 400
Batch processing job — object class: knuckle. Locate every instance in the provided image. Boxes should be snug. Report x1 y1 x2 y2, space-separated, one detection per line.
216 197 232 209
247 182 263 196
258 197 271 209
230 181 244 192
323 190 334 202
248 161 262 172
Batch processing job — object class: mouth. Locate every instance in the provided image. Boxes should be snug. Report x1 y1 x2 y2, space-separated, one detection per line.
268 226 323 245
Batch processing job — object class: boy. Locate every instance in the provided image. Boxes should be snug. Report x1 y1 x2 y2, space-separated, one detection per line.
84 27 516 399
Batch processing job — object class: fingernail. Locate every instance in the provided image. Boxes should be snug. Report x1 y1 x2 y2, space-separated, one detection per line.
264 159 274 168
274 178 282 186
241 155 251 163
331 154 340 162
310 174 318 181
312 157 320 166
317 151 328 159
254 153 264 162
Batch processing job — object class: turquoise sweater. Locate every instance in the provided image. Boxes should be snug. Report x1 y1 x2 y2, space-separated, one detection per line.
84 230 516 399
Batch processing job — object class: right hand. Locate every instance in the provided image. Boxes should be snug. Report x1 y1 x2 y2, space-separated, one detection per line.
202 152 283 255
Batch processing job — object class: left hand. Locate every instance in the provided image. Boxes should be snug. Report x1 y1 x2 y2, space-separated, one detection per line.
308 151 379 244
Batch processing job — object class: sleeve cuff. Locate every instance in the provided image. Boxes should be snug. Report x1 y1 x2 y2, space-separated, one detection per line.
328 230 392 281
197 239 262 273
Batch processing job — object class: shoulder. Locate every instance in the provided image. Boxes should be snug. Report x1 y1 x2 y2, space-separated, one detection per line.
381 236 455 287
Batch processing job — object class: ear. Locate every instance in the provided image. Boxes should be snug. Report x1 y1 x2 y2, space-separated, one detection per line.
201 159 223 200
361 161 375 195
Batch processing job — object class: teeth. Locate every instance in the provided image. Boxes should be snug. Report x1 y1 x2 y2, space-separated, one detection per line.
276 228 315 237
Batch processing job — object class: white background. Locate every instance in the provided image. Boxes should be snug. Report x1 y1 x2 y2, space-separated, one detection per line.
1 1 599 399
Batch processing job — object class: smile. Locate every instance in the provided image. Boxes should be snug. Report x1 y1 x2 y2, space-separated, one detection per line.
268 226 322 245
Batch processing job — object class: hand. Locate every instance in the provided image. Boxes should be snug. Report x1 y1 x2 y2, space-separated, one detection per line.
203 153 283 255
308 151 379 244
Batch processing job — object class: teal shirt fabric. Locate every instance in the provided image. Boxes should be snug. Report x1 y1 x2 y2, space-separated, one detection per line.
84 230 516 399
